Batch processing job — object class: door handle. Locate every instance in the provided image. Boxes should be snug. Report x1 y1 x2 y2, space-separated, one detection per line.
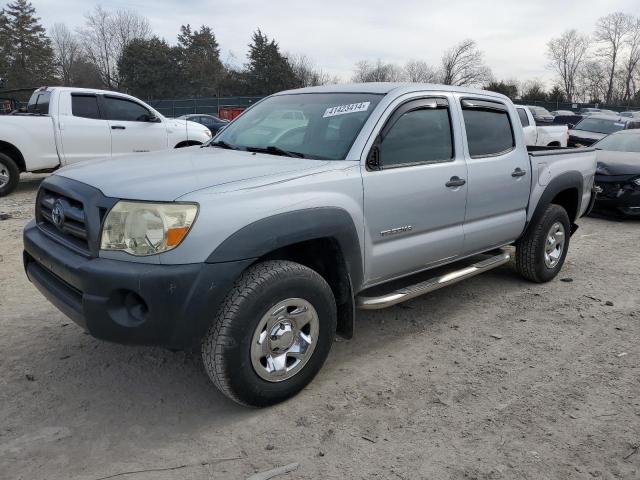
111 125 126 130
512 168 527 177
445 176 466 188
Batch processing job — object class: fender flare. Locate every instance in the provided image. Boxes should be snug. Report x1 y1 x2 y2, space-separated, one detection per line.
206 207 364 292
526 170 583 232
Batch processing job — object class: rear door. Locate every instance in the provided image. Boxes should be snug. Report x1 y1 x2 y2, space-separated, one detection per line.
58 93 111 165
102 95 168 155
458 97 530 255
362 96 468 285
517 107 537 146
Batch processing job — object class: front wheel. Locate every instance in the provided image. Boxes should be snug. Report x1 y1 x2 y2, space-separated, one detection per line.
515 204 571 283
202 260 337 407
0 152 20 197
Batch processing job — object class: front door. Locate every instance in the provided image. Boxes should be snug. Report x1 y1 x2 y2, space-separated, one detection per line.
362 97 468 285
102 95 168 156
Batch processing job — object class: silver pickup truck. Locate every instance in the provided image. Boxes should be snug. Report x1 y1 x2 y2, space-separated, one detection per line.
23 83 597 406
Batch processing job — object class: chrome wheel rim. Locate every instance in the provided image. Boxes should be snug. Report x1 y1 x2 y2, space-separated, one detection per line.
0 161 9 188
250 298 319 382
544 221 565 268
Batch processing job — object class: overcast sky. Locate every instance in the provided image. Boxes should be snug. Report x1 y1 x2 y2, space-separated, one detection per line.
35 0 640 86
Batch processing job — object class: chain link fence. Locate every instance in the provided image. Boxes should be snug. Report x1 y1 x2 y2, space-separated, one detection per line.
146 96 264 118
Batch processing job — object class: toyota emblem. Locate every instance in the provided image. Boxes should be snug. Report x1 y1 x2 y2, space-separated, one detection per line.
51 200 65 229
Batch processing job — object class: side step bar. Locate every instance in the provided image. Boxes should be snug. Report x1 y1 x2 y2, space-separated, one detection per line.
356 251 511 310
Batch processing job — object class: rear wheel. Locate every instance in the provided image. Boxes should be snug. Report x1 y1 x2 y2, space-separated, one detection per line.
202 260 337 407
0 152 20 197
515 204 570 283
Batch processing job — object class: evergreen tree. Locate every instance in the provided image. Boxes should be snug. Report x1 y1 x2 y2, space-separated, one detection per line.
245 29 297 95
1 0 55 88
177 24 224 97
119 36 184 99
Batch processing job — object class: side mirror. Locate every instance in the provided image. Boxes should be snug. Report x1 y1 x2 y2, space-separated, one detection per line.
568 123 575 130
366 144 381 170
148 114 161 123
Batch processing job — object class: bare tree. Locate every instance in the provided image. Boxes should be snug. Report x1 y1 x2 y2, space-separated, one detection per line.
78 6 150 89
440 39 492 87
578 60 607 102
352 59 404 83
546 29 590 102
403 60 438 83
621 18 640 104
594 12 633 103
287 53 334 87
50 23 80 85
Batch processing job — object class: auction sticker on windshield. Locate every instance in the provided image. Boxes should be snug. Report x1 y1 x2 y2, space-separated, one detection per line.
323 102 370 118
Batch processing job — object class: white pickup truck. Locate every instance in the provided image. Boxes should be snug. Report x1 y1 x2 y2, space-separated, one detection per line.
0 87 212 196
516 105 568 148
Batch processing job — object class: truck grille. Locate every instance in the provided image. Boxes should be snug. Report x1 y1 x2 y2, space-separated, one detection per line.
37 188 90 254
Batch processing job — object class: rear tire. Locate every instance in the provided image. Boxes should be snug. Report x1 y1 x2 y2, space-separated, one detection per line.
0 152 20 197
202 260 337 407
515 204 571 283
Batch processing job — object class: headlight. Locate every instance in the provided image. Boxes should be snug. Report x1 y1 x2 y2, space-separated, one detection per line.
633 177 640 187
100 201 198 256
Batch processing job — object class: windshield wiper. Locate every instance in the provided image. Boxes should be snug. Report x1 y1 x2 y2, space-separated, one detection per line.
209 140 240 150
246 145 306 158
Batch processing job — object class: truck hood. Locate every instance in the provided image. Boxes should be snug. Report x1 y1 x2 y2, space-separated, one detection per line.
55 147 337 200
595 150 640 176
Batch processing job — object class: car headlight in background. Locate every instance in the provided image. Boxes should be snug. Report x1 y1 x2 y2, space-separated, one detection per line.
100 201 198 256
632 177 640 187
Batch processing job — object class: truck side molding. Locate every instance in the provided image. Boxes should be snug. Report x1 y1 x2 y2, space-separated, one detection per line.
527 170 584 231
206 206 364 292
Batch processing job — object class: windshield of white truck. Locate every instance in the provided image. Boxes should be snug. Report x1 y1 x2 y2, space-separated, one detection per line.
213 93 384 159
573 117 626 135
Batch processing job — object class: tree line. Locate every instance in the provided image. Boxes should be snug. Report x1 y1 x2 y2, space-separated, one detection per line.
0 0 638 107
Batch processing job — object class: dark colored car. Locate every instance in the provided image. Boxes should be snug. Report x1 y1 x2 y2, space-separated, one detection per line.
525 105 554 124
568 115 640 147
593 130 640 217
178 114 229 135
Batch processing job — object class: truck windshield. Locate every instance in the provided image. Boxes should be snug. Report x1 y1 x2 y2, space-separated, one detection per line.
213 93 384 159
573 118 626 135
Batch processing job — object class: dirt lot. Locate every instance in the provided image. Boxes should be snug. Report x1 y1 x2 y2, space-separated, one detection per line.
1 176 639 480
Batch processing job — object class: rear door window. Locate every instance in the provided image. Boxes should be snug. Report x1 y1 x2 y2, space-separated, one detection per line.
517 108 530 127
71 94 101 119
461 100 515 157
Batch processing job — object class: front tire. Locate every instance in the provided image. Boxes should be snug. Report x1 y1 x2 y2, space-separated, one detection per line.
515 204 571 283
202 260 337 407
0 152 20 197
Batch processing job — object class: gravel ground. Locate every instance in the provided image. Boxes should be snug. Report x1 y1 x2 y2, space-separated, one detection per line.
1 176 639 480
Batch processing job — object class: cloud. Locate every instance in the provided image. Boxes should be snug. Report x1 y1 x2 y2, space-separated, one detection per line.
35 0 640 85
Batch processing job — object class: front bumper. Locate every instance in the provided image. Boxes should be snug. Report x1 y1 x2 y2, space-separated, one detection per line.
594 175 640 216
24 220 253 349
